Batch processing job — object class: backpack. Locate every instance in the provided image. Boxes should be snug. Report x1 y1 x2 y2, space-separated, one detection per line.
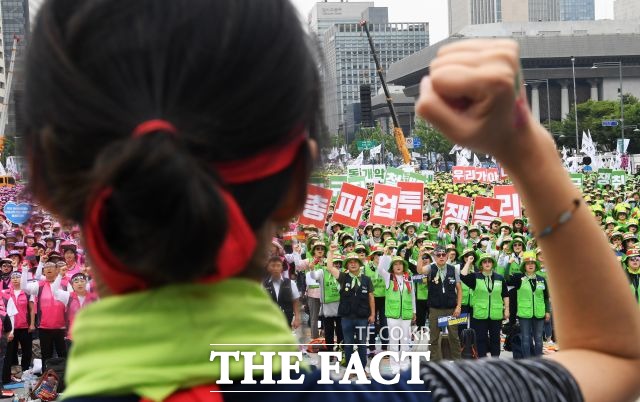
45 357 66 392
31 369 59 402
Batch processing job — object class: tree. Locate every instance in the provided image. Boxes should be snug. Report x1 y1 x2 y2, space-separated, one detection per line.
553 95 640 151
349 123 399 159
413 118 453 156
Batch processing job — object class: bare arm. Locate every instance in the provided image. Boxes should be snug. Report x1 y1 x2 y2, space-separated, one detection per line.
417 38 640 402
460 256 474 276
326 244 341 279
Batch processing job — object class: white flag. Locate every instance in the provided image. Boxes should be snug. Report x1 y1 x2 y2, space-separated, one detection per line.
449 144 463 155
340 146 347 155
581 131 595 158
328 147 339 160
349 152 364 166
473 153 482 167
369 144 382 156
457 152 469 166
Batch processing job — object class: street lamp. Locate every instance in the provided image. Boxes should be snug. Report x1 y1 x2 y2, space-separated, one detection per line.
570 57 579 154
624 125 640 133
524 79 551 131
592 61 624 146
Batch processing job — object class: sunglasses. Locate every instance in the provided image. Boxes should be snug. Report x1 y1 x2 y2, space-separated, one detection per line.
435 253 447 257
72 277 87 283
630 257 640 262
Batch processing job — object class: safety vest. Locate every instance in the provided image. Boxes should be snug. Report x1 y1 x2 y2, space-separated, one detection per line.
461 281 473 306
322 268 341 304
37 281 67 329
363 263 386 297
385 276 413 320
10 289 30 329
516 275 546 319
472 275 504 320
413 274 429 301
67 292 98 339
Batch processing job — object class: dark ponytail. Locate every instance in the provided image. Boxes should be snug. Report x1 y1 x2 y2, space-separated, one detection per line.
22 0 323 286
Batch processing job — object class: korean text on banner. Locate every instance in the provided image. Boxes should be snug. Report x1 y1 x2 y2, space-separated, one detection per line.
597 168 612 187
369 184 401 226
385 167 404 186
486 168 499 183
569 173 584 189
328 175 347 198
451 166 468 184
332 183 368 227
611 170 626 188
298 185 333 228
471 197 501 227
474 168 487 183
441 194 472 228
396 182 424 223
494 185 521 224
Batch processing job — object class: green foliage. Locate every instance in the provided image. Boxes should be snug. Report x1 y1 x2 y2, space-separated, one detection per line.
1 136 15 165
554 95 639 151
413 118 453 155
349 123 399 158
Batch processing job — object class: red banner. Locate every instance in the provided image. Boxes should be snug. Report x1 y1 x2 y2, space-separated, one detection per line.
451 166 502 184
298 185 333 228
332 183 368 227
452 166 468 184
396 182 424 223
369 184 401 226
494 185 521 224
471 196 502 226
441 194 473 228
474 168 487 183
486 168 499 183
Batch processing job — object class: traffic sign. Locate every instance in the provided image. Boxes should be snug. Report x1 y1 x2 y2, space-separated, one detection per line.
356 140 377 151
405 137 414 149
602 120 619 127
413 137 422 147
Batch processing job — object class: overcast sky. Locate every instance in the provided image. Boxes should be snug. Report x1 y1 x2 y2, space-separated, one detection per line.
291 0 615 44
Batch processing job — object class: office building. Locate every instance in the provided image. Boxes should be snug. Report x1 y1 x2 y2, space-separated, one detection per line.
321 7 428 134
560 0 594 21
614 0 640 20
0 0 28 139
308 1 374 35
448 0 594 35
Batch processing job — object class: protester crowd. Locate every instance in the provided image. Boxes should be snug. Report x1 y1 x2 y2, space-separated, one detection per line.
267 171 640 370
0 185 97 391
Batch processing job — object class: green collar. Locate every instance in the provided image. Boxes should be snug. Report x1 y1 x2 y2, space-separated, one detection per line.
64 279 298 401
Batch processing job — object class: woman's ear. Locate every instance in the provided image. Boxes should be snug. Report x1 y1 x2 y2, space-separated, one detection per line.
270 139 318 223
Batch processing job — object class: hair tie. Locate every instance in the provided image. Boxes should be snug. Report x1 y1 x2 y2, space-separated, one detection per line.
132 119 177 138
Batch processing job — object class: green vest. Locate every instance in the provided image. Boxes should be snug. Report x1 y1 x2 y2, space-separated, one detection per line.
508 261 522 277
409 247 419 267
461 282 473 306
427 225 439 242
363 263 386 297
413 274 428 300
517 276 546 319
472 276 504 320
322 268 341 303
385 278 413 320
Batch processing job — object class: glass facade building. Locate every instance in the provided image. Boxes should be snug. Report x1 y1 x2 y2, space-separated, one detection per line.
322 19 429 134
1 0 28 138
560 0 595 21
